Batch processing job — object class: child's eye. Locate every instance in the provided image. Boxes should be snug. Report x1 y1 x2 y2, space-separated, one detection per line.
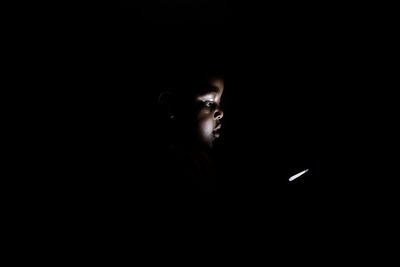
204 101 215 108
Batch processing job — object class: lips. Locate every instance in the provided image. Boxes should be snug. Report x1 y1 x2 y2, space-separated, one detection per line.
213 124 221 138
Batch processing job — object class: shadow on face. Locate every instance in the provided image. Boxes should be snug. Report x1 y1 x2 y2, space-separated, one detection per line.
159 75 225 150
193 76 224 148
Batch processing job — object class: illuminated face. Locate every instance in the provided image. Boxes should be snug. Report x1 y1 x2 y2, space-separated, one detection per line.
193 77 224 148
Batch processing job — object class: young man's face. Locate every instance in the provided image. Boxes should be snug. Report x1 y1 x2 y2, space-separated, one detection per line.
193 77 224 148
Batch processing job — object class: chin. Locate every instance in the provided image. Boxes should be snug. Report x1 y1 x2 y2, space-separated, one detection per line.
198 138 214 149
207 137 217 149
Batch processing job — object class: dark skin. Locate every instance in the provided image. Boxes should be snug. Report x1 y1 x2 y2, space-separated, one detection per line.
161 76 224 149
157 75 225 191
165 76 224 150
193 76 224 148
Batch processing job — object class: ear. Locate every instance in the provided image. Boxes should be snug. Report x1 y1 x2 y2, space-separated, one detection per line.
158 91 175 119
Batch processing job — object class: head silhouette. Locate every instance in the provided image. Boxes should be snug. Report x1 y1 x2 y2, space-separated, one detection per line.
158 72 225 149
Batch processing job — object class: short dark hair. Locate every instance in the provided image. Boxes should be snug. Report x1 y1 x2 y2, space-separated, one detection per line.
161 68 224 100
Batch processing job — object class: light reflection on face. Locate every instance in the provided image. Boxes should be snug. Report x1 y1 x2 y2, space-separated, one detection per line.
194 77 224 148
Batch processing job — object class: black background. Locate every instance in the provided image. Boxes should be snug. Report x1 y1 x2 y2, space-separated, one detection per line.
19 1 392 214
31 1 367 206
113 1 357 196
7 1 397 257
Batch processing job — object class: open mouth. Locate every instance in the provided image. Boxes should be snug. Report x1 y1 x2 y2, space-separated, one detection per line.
213 124 221 138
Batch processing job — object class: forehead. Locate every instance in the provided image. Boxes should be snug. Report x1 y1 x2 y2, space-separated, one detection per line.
196 76 224 97
209 77 224 93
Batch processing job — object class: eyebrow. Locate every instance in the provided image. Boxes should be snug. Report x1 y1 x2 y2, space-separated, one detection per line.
197 86 220 96
208 86 220 93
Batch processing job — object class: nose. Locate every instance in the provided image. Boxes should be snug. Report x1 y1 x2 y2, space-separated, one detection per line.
214 108 224 120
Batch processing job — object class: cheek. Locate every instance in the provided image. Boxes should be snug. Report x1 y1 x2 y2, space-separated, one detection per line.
197 110 215 137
